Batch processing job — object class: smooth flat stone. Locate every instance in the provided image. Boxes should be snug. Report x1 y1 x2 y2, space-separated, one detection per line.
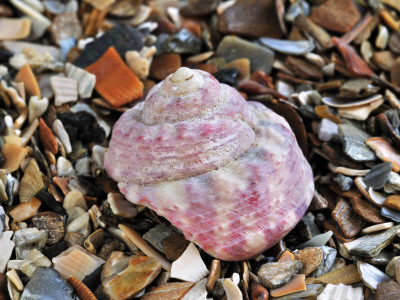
338 124 376 162
20 267 75 300
257 260 302 289
364 162 393 190
259 38 314 55
216 35 274 73
381 207 400 222
377 281 400 300
310 0 360 33
218 0 284 38
286 56 323 80
385 256 400 277
344 225 400 257
312 246 337 277
358 261 391 290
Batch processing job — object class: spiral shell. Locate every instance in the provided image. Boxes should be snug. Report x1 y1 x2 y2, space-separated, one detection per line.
104 67 314 261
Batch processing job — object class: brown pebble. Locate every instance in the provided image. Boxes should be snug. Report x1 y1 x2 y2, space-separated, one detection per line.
150 54 182 81
162 233 191 262
65 232 86 247
385 195 400 212
332 198 367 238
285 56 323 81
250 282 269 300
376 281 400 300
350 197 387 224
323 219 355 244
293 247 323 276
372 51 396 71
32 211 64 245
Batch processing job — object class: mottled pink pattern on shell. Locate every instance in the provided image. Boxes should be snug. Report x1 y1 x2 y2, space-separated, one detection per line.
104 68 314 261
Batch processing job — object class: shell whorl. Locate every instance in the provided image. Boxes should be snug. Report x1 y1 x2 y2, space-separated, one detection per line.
105 67 256 185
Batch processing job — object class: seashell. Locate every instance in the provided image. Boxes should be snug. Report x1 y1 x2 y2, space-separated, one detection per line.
9 197 41 222
357 261 391 290
322 94 382 108
91 145 105 171
63 190 87 215
19 248 51 277
66 212 89 234
368 187 388 207
5 85 26 113
52 119 72 154
376 25 389 50
19 159 44 203
106 67 314 261
52 245 105 280
269 274 306 298
366 137 400 172
171 243 209 282
107 192 137 218
28 96 48 124
129 4 151 26
126 46 156 79
65 63 95 99
328 163 370 177
337 98 384 121
85 46 143 107
381 207 400 222
362 222 394 235
66 276 96 300
317 283 363 300
14 64 41 98
223 278 242 300
10 0 51 29
0 231 15 273
259 38 314 55
13 228 47 260
39 118 58 155
206 259 221 293
21 118 39 147
142 282 195 300
0 18 31 40
6 269 23 291
50 76 78 106
83 228 104 254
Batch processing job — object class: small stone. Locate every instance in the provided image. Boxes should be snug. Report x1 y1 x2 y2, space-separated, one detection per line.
323 219 354 244
385 195 400 211
298 212 321 241
0 231 14 273
364 162 393 190
286 56 323 80
294 14 333 50
385 256 400 277
216 35 274 73
338 124 375 162
142 282 195 300
309 0 360 33
344 225 400 257
381 207 400 222
362 222 394 235
318 119 339 142
311 246 337 277
389 32 400 54
13 228 48 260
162 29 202 54
180 0 218 17
250 282 269 300
376 281 400 300
391 57 400 88
350 197 387 224
143 224 176 254
223 58 250 81
182 278 208 300
102 254 162 299
19 248 52 277
331 198 366 238
150 53 182 81
332 175 353 191
214 68 239 86
32 211 64 245
20 267 75 300
163 233 190 262
293 247 323 276
317 283 363 300
50 12 82 44
53 120 72 155
219 0 284 38
126 46 156 79
257 260 303 289
372 51 396 71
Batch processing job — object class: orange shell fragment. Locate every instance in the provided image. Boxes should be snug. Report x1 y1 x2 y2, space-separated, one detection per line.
86 46 143 107
269 274 306 297
15 64 41 98
39 118 58 155
67 276 97 300
1 144 28 173
9 197 41 222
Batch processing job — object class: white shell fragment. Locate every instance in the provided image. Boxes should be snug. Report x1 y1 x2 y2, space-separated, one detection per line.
56 156 75 177
65 62 96 99
107 192 137 218
337 98 384 121
50 76 78 106
0 231 15 273
362 222 394 235
53 120 72 154
317 283 363 300
322 94 383 108
223 278 243 300
10 0 51 28
171 243 209 282
28 96 48 123
126 46 157 79
376 24 389 50
357 261 391 290
6 269 24 291
368 187 388 207
259 38 314 55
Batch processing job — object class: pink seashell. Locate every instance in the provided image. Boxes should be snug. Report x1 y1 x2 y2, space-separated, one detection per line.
104 67 314 261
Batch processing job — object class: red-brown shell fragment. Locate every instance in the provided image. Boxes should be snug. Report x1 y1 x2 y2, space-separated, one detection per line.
39 118 58 155
15 64 41 98
86 46 143 107
105 68 314 261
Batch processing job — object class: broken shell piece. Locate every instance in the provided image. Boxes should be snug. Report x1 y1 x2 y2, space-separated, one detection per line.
317 283 363 300
126 46 157 79
10 0 51 29
52 120 72 154
83 228 104 254
357 261 391 290
56 156 75 177
0 18 31 40
63 190 87 215
328 163 369 177
376 25 389 50
5 85 26 113
6 269 23 291
65 63 96 99
366 137 400 172
86 46 143 107
50 76 78 106
269 274 306 298
223 278 242 300
9 197 41 222
19 159 43 204
107 192 137 218
28 96 48 124
19 248 51 277
368 187 388 207
386 89 400 110
0 231 15 273
337 98 384 121
83 0 115 11
39 118 57 155
13 228 47 260
66 276 97 300
322 94 382 108
315 264 361 285
171 243 209 282
362 222 394 235
66 212 89 235
206 259 221 293
52 245 105 280
14 64 41 98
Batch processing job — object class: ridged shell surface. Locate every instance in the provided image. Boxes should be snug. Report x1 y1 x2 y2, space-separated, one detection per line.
104 67 314 261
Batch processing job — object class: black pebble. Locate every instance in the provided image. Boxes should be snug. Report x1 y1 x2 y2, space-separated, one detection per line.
214 68 239 86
